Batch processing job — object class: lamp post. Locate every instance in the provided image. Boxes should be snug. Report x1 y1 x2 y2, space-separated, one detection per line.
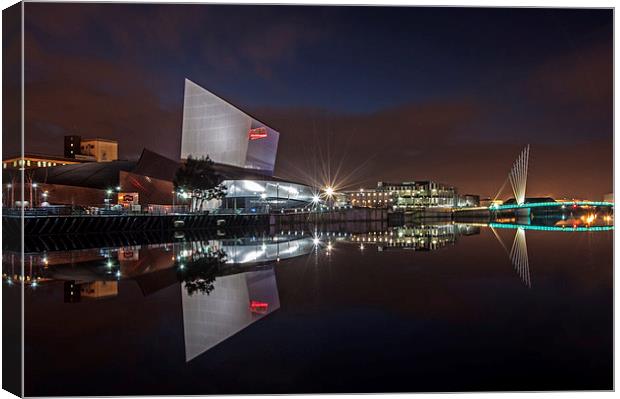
324 186 334 209
106 189 113 209
32 183 38 208
5 184 11 208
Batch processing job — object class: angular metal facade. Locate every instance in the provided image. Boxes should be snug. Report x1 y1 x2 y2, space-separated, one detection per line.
180 79 279 175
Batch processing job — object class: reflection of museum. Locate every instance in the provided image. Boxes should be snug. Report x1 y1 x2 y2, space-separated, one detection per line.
3 233 314 362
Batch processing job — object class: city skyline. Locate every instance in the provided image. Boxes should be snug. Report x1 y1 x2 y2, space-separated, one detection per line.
5 4 613 199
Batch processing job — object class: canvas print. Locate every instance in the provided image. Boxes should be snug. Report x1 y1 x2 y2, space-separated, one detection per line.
1 2 614 396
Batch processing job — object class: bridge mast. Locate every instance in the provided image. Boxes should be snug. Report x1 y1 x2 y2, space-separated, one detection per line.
508 145 530 205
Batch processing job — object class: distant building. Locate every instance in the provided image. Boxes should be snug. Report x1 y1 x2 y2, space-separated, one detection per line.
345 181 479 209
345 188 393 208
79 138 118 162
378 181 457 208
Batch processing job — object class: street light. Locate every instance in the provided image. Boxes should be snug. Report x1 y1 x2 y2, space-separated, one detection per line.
324 186 335 209
106 189 113 209
5 184 11 208
32 183 38 208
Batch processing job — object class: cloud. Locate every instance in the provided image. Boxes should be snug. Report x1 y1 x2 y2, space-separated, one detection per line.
250 99 611 200
24 32 181 161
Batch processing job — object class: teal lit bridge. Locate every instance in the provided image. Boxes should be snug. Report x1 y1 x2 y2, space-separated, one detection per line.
486 145 614 211
490 201 614 211
488 222 614 232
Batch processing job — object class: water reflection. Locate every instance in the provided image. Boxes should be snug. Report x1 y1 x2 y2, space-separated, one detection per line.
347 223 480 251
5 220 613 364
182 267 280 361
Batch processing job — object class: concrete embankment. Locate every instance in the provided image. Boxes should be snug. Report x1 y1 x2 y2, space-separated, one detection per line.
3 213 269 236
453 207 491 222
271 208 390 230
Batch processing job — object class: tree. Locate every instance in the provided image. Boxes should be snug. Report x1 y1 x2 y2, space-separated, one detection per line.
177 249 227 296
174 155 227 212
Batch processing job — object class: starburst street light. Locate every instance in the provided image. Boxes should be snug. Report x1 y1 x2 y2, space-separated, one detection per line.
324 186 334 197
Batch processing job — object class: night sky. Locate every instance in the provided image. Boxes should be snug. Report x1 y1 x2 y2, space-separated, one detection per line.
9 4 613 199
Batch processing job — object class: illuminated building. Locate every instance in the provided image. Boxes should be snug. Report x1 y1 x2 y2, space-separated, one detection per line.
378 181 458 208
79 137 118 162
180 79 279 175
346 181 470 209
6 148 314 211
218 178 315 213
344 188 393 208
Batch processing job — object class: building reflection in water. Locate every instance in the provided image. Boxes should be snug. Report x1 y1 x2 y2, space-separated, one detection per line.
6 221 612 363
348 223 480 251
181 268 280 362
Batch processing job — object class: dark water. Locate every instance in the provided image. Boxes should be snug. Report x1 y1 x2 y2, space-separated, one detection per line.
7 222 613 395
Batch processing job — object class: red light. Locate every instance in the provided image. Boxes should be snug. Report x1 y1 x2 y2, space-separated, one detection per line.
249 300 269 314
249 127 268 141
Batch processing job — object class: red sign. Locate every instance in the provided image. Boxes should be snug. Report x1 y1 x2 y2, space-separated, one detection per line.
249 300 269 314
118 192 139 207
249 127 268 141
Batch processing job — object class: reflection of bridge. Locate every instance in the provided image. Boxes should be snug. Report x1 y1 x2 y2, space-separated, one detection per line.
489 222 614 232
491 201 614 211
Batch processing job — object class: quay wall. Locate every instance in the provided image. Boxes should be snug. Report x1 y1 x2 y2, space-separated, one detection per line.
3 213 269 236
271 208 389 228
